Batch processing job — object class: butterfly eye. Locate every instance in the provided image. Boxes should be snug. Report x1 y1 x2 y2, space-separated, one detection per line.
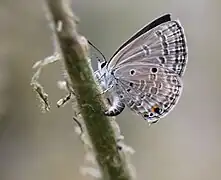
100 62 107 68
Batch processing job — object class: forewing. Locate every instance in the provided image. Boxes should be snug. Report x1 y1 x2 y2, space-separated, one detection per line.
113 64 183 123
108 20 188 77
110 14 171 60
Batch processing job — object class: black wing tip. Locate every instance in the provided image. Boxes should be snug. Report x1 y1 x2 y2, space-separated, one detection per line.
160 13 172 20
153 13 172 25
109 13 172 61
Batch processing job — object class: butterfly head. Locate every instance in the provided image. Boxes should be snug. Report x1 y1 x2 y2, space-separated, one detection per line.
95 60 116 92
97 59 107 71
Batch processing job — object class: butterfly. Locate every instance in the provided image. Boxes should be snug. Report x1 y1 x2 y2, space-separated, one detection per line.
90 14 188 125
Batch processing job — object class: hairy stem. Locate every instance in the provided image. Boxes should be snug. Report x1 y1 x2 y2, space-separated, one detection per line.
44 0 133 179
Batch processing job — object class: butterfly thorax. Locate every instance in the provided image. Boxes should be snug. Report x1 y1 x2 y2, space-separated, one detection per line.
95 66 116 92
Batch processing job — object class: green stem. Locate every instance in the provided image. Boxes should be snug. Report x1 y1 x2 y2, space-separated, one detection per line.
45 1 133 180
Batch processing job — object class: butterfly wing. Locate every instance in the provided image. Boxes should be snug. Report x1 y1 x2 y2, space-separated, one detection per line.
113 63 183 123
108 20 188 77
110 14 171 60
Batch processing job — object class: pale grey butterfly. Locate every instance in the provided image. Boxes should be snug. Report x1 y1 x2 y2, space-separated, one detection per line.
90 14 188 124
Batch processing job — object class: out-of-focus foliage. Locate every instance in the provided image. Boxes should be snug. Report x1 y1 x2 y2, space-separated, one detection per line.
0 0 220 180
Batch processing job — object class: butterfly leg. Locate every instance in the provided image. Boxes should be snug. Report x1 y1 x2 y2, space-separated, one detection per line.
104 95 125 116
57 79 75 107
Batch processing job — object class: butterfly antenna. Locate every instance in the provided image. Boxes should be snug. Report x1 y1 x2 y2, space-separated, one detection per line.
88 40 107 63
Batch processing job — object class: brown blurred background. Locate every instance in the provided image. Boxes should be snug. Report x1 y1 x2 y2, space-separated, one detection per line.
0 0 221 180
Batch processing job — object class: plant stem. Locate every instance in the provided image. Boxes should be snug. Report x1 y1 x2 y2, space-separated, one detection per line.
44 0 133 179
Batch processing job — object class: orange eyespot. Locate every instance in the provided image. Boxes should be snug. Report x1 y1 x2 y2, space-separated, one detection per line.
151 105 161 114
151 105 158 112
